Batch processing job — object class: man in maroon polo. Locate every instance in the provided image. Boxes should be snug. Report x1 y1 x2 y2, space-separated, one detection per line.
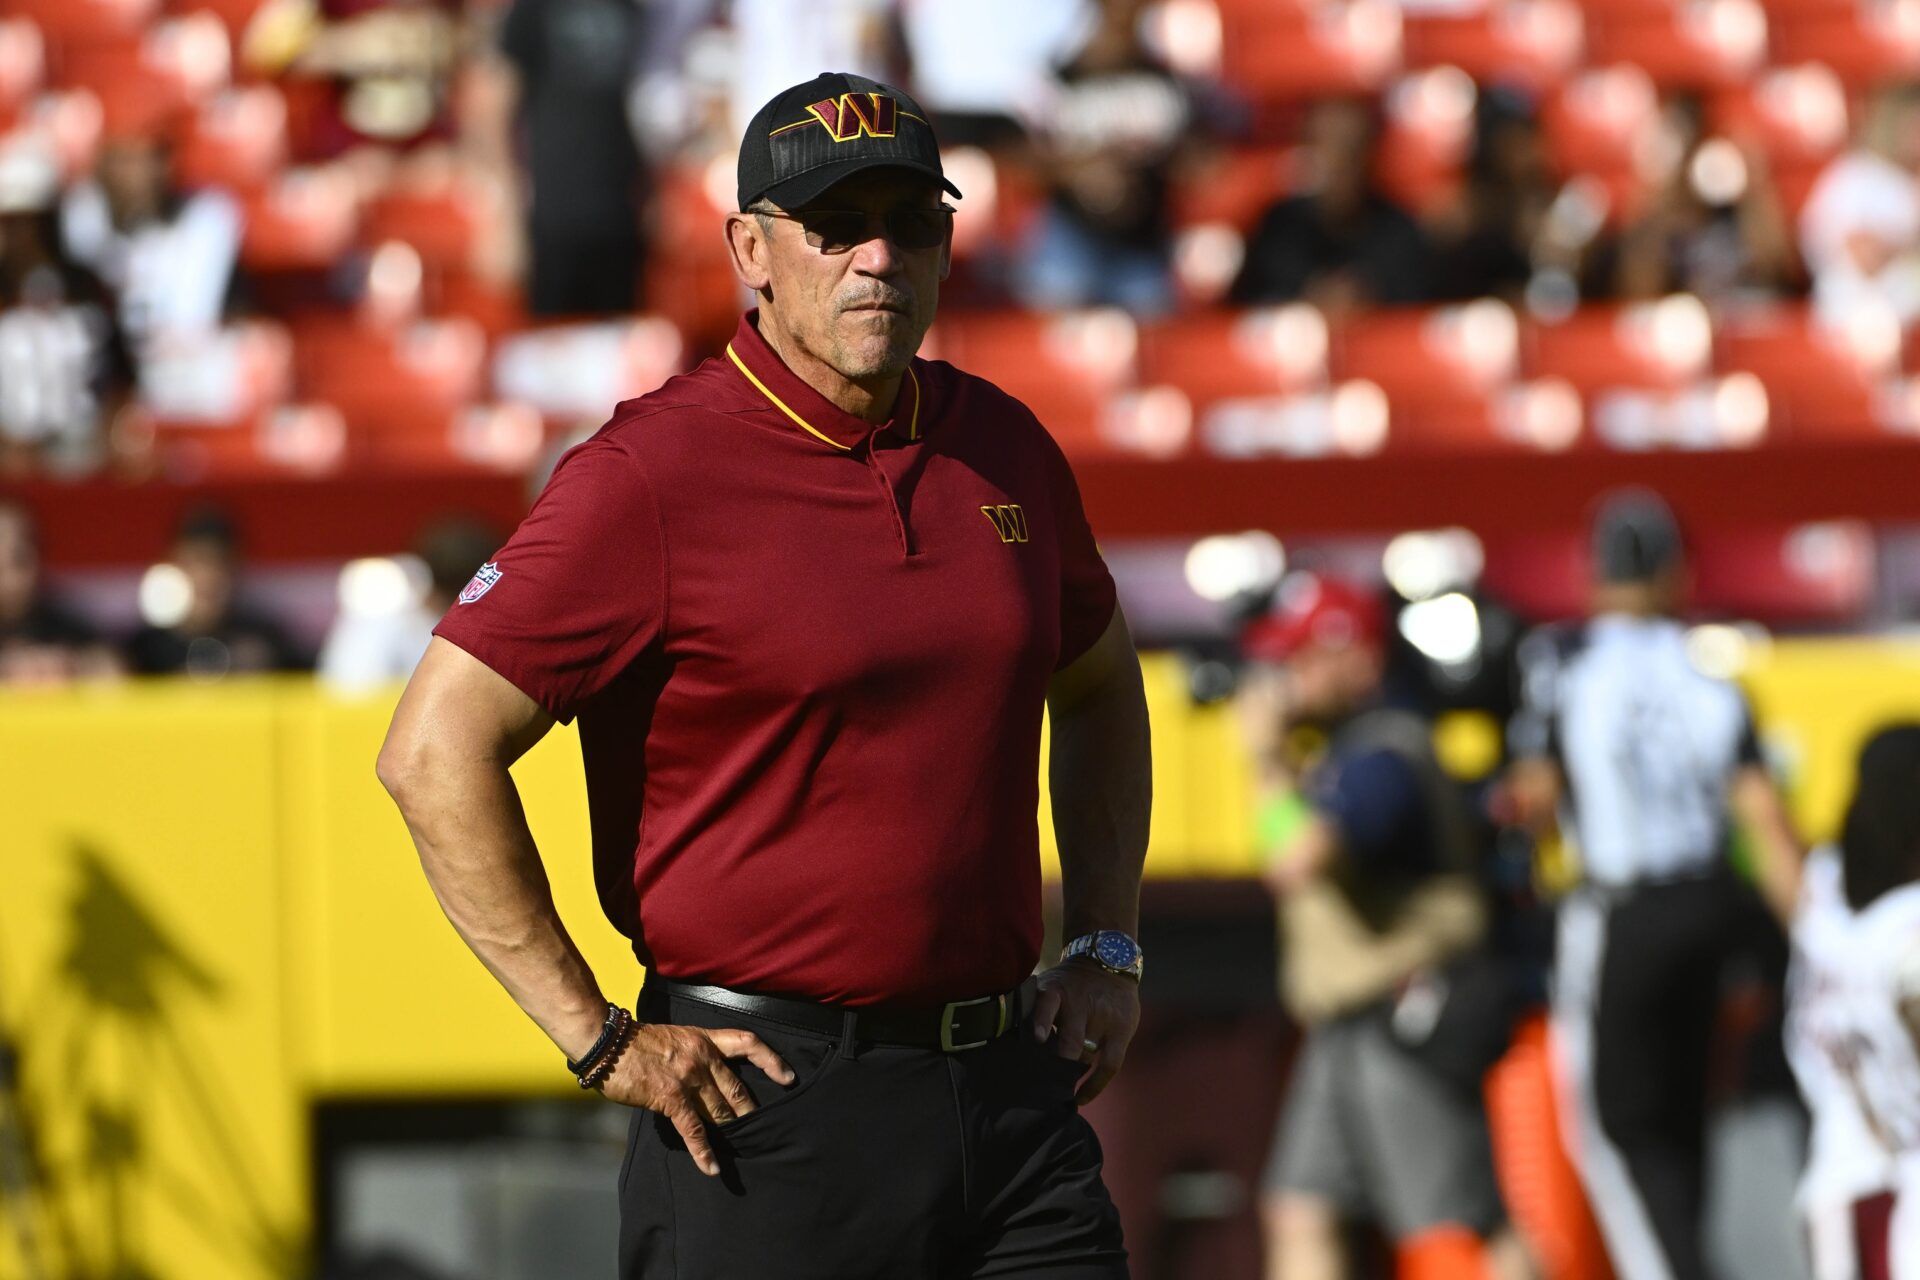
377 72 1151 1278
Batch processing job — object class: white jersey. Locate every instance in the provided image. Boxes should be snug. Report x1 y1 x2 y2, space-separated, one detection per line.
1788 848 1920 1278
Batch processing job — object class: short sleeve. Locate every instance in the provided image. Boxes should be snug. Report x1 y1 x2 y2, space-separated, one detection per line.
432 439 666 722
1309 747 1428 868
1044 438 1117 670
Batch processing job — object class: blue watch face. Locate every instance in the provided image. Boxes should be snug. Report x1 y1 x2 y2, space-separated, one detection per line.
1094 932 1139 968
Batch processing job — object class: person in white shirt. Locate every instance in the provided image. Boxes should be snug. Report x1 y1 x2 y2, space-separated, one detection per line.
319 519 501 692
1798 85 1920 328
1789 724 1920 1280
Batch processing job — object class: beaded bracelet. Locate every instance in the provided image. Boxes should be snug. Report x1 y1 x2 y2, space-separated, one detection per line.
568 1003 630 1080
578 1008 635 1090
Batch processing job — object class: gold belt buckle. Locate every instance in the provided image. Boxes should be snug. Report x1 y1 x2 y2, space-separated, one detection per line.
939 992 1007 1052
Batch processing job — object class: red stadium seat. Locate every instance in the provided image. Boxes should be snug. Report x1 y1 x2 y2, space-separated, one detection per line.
139 320 294 426
1770 0 1920 84
361 169 508 273
1401 0 1587 89
1169 144 1292 234
1715 304 1915 441
52 13 231 138
1219 0 1405 100
1541 66 1662 223
1526 296 1716 391
1333 301 1585 450
1584 0 1770 90
172 83 285 193
1139 306 1331 408
931 310 1147 453
8 0 157 44
492 318 687 424
241 164 359 271
644 157 743 355
367 401 547 473
291 315 487 439
1375 68 1478 216
1705 64 1849 167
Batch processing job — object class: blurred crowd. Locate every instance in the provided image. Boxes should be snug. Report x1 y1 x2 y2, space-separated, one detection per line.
1 0 1918 476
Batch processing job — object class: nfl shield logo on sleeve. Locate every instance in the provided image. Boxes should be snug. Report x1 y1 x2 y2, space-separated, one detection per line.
458 562 503 604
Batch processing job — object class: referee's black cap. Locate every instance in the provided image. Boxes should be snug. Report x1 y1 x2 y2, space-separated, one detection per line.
737 72 962 211
1591 488 1684 584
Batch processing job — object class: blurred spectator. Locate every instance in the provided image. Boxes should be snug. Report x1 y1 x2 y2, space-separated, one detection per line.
1799 82 1920 327
1230 99 1433 316
1604 96 1794 306
731 0 897 136
243 0 461 159
1012 0 1189 315
318 517 499 691
60 135 245 350
0 501 120 685
899 0 1093 147
1237 574 1534 1280
499 0 648 316
0 147 129 475
1430 91 1590 305
127 508 306 676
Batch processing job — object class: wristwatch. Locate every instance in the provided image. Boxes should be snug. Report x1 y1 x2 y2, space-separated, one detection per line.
1062 930 1145 981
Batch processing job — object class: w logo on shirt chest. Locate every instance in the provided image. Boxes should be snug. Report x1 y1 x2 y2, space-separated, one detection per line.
980 504 1029 544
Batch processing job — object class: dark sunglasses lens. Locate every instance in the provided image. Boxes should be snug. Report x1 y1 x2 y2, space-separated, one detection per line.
801 211 868 253
887 209 949 249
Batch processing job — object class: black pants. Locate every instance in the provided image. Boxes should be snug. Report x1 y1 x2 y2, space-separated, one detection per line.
617 985 1130 1279
1553 873 1746 1280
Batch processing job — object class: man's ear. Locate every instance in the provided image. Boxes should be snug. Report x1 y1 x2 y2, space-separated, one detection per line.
724 212 773 293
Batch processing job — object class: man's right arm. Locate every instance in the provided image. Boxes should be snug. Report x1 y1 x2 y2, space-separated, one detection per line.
377 637 789 1176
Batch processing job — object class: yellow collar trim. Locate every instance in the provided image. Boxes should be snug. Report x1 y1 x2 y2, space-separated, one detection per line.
727 342 924 447
725 343 851 451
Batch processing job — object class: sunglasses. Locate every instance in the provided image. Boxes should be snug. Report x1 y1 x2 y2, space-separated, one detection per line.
759 204 955 254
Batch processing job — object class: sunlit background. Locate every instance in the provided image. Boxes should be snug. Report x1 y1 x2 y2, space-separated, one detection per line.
4 0 1920 1276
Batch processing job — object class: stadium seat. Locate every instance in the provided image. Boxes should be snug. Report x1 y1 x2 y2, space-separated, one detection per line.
368 401 547 473
0 20 46 132
240 164 359 272
1375 68 1477 216
290 315 487 439
643 157 743 354
931 309 1147 452
1705 64 1848 166
361 169 507 274
172 83 285 193
51 13 231 138
1169 144 1292 234
1769 0 1920 84
1400 0 1587 89
1333 301 1586 450
1716 304 1912 441
1218 0 1406 100
8 0 157 44
1139 306 1331 408
492 318 687 425
1583 0 1771 91
1526 296 1716 391
138 320 293 426
1540 66 1663 222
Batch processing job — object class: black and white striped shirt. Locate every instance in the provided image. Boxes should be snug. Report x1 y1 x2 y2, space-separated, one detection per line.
1511 614 1762 886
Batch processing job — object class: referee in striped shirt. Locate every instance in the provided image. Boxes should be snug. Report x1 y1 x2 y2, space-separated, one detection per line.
1506 490 1802 1280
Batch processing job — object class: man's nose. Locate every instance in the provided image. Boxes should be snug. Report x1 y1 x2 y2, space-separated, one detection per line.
848 219 903 274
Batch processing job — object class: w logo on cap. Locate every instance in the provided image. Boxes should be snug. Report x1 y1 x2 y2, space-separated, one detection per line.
806 93 898 142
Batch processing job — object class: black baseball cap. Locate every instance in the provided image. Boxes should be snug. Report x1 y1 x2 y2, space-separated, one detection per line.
737 72 962 211
1591 488 1684 584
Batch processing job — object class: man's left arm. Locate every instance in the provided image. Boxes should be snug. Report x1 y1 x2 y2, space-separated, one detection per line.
1032 605 1152 1104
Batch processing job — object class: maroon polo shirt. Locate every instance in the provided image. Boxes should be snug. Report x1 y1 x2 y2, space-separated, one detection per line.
433 311 1117 1006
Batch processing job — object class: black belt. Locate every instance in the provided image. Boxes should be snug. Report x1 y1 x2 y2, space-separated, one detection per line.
645 977 1037 1053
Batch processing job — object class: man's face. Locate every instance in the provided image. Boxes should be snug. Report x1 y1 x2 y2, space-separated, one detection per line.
173 537 236 629
738 170 951 384
1285 643 1380 723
